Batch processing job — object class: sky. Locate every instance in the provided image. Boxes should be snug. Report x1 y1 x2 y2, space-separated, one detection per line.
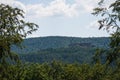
0 0 114 38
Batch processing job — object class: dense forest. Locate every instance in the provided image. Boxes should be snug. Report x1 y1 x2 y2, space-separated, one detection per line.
13 36 109 54
0 0 120 80
16 36 109 63
1 61 119 80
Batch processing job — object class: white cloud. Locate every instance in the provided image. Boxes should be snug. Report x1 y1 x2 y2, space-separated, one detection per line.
0 0 26 12
75 0 115 13
26 0 78 18
26 0 103 18
0 0 115 18
75 0 99 13
87 20 100 29
0 0 97 18
0 0 14 4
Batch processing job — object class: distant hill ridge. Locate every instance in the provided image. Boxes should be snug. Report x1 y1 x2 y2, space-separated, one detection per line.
12 36 110 54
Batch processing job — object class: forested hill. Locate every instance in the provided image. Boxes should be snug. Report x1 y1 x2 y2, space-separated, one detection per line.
13 36 110 54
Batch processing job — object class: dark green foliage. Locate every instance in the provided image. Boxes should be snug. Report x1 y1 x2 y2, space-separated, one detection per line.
92 0 120 65
0 4 38 80
0 4 38 63
12 36 110 54
0 0 119 79
1 61 120 80
11 36 109 64
107 32 120 64
92 0 120 79
19 46 95 63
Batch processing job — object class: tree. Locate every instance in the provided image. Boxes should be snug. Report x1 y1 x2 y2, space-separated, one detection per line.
92 0 120 65
0 4 38 63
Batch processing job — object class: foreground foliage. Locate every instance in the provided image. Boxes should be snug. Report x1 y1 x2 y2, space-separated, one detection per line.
93 0 120 66
0 61 119 80
0 4 38 64
0 0 120 80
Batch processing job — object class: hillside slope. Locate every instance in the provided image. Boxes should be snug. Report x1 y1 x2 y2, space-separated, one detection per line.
13 36 109 54
19 46 95 63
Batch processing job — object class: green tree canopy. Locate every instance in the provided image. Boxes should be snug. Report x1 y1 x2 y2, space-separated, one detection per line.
0 4 38 63
92 0 120 65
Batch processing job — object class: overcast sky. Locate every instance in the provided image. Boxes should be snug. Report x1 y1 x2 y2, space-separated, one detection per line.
0 0 114 37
